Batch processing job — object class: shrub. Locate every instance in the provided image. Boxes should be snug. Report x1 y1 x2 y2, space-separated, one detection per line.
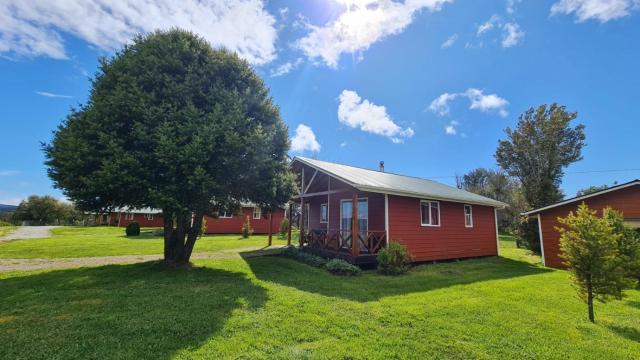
282 246 299 257
125 222 140 236
325 259 361 276
0 220 12 227
377 242 412 275
279 217 289 238
241 216 253 238
297 252 327 267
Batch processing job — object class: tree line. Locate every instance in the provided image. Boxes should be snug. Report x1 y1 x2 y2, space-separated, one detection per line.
2 195 82 225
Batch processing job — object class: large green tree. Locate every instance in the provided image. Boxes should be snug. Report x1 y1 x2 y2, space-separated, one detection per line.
496 104 586 209
456 168 527 233
12 195 80 225
44 29 296 265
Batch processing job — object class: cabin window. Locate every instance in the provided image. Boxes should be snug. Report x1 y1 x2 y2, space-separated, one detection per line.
125 213 134 221
340 198 368 236
464 205 473 228
420 200 440 226
320 203 328 223
145 213 154 220
253 207 262 219
219 211 233 218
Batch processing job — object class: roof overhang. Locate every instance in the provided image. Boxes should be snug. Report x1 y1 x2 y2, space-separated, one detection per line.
522 180 640 216
291 157 508 209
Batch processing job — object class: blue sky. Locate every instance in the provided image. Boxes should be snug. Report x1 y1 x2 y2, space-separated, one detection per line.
1 0 639 205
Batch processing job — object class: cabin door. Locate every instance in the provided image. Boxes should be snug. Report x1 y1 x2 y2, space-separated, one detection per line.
340 198 368 241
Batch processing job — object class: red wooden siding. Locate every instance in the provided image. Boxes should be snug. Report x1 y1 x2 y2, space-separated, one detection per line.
204 207 285 234
108 213 164 227
388 195 498 262
537 184 640 268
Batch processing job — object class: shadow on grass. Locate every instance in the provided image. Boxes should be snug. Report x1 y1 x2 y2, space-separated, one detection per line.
0 262 266 359
242 253 551 302
607 324 640 342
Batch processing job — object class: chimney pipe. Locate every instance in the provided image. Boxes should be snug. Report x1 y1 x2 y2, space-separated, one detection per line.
379 161 385 172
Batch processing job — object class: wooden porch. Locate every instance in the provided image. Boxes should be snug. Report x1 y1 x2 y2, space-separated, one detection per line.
300 229 386 264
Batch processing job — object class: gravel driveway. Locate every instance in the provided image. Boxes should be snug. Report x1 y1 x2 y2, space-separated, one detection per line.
0 226 58 243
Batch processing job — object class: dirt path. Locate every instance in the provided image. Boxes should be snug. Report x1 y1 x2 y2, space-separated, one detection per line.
0 245 285 272
0 226 58 243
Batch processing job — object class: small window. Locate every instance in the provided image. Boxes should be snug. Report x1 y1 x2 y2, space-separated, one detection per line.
219 211 233 219
320 203 328 223
253 207 262 219
420 200 440 226
125 213 134 221
145 213 154 220
464 205 473 228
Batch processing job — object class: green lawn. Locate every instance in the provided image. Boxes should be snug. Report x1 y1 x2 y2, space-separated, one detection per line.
0 233 639 359
0 225 16 237
0 226 289 258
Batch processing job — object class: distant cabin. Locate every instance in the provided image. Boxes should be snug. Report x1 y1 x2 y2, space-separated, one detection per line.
290 157 506 264
523 179 640 268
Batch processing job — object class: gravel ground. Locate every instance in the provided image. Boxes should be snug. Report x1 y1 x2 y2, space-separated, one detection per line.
0 246 285 272
0 226 58 243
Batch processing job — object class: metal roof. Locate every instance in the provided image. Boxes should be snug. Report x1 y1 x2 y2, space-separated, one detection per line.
293 157 507 208
522 179 640 216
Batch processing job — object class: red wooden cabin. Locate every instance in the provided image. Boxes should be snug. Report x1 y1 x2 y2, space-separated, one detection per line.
523 180 640 269
289 157 506 264
102 206 285 235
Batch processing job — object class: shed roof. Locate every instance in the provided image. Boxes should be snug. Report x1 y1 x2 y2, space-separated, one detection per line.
522 179 640 216
293 157 507 208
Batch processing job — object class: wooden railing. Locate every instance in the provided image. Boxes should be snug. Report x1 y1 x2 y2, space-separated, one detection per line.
302 229 386 256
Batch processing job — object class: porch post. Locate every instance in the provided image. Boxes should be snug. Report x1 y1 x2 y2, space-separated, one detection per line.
287 202 292 246
351 193 359 257
299 167 305 247
384 194 389 247
268 211 273 246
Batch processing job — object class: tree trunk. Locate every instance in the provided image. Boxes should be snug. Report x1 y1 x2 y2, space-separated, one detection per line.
161 209 203 266
587 278 595 323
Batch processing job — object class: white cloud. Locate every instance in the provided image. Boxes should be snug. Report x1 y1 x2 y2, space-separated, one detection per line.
477 15 500 35
0 197 23 206
270 58 303 77
0 170 20 176
340 141 348 147
441 34 458 48
338 90 414 142
36 91 73 99
445 120 459 135
291 124 321 153
501 22 525 48
429 88 509 117
0 0 278 65
296 0 452 67
506 0 522 14
551 0 640 22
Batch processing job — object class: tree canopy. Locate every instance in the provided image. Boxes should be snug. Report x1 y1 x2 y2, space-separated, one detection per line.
496 103 586 209
44 29 296 264
12 195 80 225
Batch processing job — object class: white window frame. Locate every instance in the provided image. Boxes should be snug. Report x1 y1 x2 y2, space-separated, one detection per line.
125 213 134 221
253 207 262 220
219 210 233 219
420 200 441 227
464 205 473 228
320 203 328 223
145 213 154 221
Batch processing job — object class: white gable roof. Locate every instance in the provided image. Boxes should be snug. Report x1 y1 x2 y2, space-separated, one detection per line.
293 157 507 208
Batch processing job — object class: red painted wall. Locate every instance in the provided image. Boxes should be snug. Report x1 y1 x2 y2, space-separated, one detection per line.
388 195 498 262
204 207 285 234
537 185 640 268
107 207 285 235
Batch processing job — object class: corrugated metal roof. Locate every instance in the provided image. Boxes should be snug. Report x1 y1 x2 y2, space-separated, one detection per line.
293 157 507 208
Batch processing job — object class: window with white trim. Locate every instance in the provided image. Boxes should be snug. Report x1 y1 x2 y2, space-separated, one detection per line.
219 211 233 218
464 205 473 228
125 213 134 221
253 207 262 219
145 213 154 220
320 203 328 223
420 200 440 226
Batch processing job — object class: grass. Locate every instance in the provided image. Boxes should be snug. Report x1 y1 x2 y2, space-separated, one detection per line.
0 225 16 237
0 233 639 359
0 226 290 258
